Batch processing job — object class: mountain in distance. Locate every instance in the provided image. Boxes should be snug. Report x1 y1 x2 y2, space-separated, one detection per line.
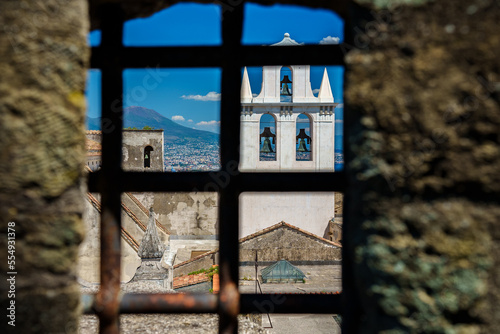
86 106 219 144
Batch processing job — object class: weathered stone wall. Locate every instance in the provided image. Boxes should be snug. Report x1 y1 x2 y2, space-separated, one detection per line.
133 192 219 236
122 130 164 171
240 227 341 263
345 1 500 333
120 193 169 244
0 0 88 332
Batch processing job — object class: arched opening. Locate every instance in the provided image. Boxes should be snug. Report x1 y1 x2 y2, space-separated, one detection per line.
280 66 292 102
144 146 153 168
259 113 276 161
296 113 312 161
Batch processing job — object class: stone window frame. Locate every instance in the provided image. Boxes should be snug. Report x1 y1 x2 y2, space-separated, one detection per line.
85 1 348 333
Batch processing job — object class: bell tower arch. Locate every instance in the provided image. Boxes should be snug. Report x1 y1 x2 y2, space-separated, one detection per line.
296 113 312 161
259 113 277 161
280 66 293 102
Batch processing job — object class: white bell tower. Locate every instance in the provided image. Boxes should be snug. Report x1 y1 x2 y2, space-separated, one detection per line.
240 33 338 172
239 33 339 239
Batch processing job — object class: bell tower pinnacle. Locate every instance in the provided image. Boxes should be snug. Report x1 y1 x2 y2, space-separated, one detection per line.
318 68 334 103
241 67 253 103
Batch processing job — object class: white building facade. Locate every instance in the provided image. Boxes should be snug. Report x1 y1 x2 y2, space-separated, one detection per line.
239 33 339 238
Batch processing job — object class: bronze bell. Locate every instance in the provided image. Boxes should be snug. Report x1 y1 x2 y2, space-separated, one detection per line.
280 75 292 96
260 126 276 153
261 138 274 153
296 128 311 152
297 138 309 152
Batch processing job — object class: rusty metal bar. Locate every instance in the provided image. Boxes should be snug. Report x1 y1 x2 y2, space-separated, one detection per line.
88 171 346 192
90 44 345 69
218 1 244 333
90 294 217 315
240 294 342 314
81 293 341 315
237 172 346 192
119 293 218 314
96 4 124 334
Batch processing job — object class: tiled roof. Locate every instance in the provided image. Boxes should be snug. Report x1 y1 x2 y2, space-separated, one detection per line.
86 130 102 134
173 221 341 269
86 138 102 149
173 272 210 289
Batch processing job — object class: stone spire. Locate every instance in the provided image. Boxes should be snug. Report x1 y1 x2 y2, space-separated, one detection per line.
317 68 334 103
137 208 164 259
241 67 253 103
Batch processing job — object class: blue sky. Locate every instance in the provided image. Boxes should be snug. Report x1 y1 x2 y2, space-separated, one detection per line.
86 2 344 152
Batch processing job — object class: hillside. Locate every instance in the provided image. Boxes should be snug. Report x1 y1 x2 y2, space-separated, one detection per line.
86 106 219 144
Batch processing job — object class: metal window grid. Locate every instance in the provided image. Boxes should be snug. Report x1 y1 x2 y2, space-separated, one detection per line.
82 2 348 333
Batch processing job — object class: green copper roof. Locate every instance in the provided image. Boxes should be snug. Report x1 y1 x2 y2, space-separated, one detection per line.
261 259 306 283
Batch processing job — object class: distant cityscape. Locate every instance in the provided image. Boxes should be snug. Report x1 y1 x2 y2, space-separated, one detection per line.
164 140 221 171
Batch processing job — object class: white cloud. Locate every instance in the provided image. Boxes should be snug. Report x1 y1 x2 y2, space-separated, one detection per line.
196 120 220 127
172 115 185 121
312 88 320 94
336 103 344 108
181 91 221 101
187 119 193 122
196 120 220 133
335 119 344 123
252 93 258 97
319 36 340 45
